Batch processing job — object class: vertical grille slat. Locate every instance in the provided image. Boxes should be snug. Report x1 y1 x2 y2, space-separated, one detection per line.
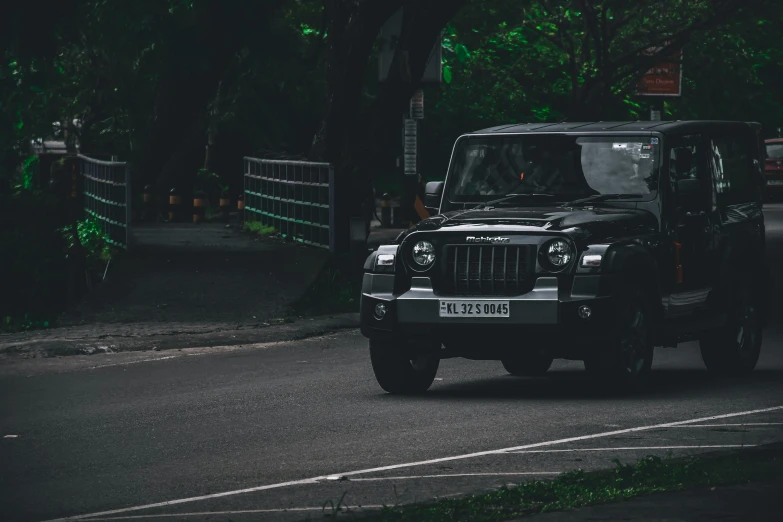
453 246 458 290
444 244 532 296
478 247 483 293
490 248 495 293
466 246 471 293
503 247 508 292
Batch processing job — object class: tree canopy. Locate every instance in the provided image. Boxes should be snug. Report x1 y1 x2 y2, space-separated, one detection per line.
3 0 782 195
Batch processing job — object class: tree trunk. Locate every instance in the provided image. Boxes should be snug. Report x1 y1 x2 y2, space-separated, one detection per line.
309 0 400 255
311 0 466 257
142 0 287 215
203 80 223 173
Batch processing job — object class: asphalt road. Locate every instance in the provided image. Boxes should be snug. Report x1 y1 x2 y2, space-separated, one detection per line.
3 206 783 522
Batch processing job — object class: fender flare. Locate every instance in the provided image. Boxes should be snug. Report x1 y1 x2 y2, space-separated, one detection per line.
601 242 664 321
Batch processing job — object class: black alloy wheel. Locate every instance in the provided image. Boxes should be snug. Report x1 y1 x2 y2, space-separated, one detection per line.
584 283 654 392
700 277 762 375
369 339 440 394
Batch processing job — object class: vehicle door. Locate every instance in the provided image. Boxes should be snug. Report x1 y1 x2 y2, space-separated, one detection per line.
708 129 765 286
667 134 718 317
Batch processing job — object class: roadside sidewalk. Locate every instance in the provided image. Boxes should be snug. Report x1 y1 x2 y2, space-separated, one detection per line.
0 221 408 361
0 223 338 358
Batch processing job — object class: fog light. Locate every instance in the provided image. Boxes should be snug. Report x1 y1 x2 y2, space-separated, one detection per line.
374 303 388 320
578 305 592 319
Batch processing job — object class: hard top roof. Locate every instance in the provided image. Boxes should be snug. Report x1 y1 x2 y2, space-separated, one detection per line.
469 120 760 135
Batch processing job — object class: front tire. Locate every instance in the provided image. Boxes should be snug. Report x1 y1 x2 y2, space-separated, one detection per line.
700 278 762 375
584 283 654 392
501 353 553 377
369 339 440 394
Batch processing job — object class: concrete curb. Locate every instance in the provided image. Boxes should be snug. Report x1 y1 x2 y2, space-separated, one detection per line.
0 313 360 360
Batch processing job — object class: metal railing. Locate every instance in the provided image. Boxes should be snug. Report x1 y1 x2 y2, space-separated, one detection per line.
243 157 334 251
78 154 132 249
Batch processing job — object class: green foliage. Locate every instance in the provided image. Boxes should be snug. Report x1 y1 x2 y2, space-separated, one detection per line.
2 315 51 333
19 155 39 189
0 189 68 328
421 0 783 178
288 264 359 317
243 221 276 237
194 168 221 194
60 217 118 267
363 448 783 521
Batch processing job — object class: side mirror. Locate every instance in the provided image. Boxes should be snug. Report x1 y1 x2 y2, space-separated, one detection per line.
424 181 444 216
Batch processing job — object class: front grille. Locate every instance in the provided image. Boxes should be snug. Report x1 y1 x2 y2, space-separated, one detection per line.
443 245 534 296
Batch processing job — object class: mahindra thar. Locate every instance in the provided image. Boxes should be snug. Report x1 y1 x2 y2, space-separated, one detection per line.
361 121 769 393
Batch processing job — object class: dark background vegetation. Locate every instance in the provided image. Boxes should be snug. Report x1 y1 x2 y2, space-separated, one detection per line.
2 0 782 328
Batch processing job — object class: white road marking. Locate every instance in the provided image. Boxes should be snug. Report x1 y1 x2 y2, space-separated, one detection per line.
84 506 386 521
509 445 755 454
43 405 783 522
350 472 560 481
3 434 18 438
87 356 180 371
664 423 783 428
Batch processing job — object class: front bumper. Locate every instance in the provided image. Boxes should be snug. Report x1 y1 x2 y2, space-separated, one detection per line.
765 178 783 200
360 273 617 358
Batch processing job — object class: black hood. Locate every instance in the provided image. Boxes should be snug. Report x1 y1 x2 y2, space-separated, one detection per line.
407 205 659 244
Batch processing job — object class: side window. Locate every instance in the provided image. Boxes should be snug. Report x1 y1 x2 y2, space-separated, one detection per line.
671 143 698 181
709 135 755 205
669 135 716 210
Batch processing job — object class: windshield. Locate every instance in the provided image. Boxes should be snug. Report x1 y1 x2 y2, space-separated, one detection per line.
767 143 783 159
444 134 660 206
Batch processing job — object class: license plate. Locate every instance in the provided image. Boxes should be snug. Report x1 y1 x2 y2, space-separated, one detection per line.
439 300 510 317
768 180 783 185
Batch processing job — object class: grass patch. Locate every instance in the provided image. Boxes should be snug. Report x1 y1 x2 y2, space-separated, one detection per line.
243 221 277 237
287 264 360 317
2 315 54 333
359 446 783 521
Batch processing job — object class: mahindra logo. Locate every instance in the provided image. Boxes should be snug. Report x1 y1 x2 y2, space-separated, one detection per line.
466 236 511 244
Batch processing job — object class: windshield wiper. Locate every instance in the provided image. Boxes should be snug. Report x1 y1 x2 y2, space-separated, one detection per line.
562 193 645 207
472 193 557 210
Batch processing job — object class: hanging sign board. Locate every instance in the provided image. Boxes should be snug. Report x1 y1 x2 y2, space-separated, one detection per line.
638 42 683 96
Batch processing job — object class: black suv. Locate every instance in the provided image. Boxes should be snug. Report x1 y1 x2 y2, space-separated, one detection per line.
361 121 769 393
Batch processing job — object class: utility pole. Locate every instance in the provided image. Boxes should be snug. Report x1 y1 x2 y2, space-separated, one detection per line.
650 98 664 121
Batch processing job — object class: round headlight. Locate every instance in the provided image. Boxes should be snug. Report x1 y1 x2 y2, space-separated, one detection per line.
412 241 435 266
546 239 573 267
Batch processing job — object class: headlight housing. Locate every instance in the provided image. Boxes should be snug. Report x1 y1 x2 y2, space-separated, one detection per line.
412 240 435 267
542 239 573 270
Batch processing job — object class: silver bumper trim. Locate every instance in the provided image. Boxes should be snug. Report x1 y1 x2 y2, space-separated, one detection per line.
397 277 559 325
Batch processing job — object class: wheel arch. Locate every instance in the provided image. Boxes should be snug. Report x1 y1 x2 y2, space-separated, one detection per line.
711 237 769 326
602 243 664 325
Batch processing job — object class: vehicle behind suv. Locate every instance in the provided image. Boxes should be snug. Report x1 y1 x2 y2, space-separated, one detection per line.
765 138 783 199
361 121 769 394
